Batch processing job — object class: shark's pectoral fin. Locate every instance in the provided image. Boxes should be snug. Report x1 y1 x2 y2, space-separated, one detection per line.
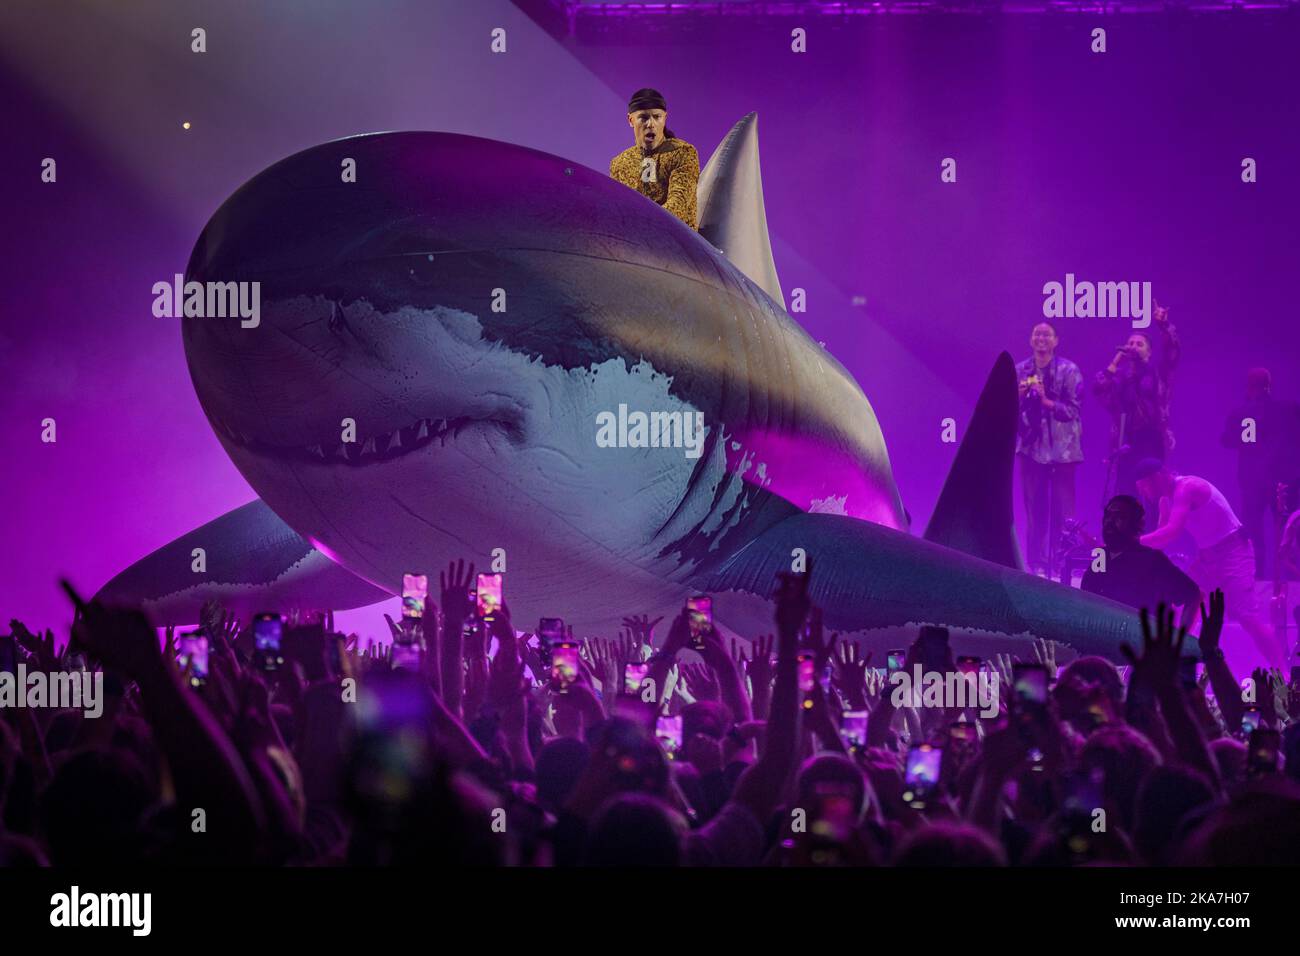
93 500 391 625
700 510 1167 662
923 352 1026 570
697 112 785 309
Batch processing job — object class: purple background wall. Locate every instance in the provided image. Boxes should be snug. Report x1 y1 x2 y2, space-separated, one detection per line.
3 1 1297 661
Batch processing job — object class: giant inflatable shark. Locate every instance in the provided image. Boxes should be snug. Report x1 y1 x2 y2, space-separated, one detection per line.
97 115 1171 661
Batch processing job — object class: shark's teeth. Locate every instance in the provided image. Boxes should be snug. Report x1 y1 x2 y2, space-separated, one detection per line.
239 409 513 465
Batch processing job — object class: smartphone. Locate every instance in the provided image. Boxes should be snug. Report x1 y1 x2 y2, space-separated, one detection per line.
623 661 649 696
538 617 565 645
887 649 905 674
1247 727 1281 778
252 613 283 671
1012 662 1049 708
655 714 684 755
956 655 981 675
0 635 17 673
1241 706 1261 736
904 744 943 807
839 710 869 750
475 573 503 622
1178 656 1199 690
401 572 428 620
550 641 580 693
178 632 209 685
686 595 712 650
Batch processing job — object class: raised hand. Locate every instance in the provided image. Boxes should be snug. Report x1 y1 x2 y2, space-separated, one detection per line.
993 653 1014 694
439 558 477 627
616 628 643 664
1031 638 1060 680
582 637 621 697
740 634 775 689
680 661 721 702
621 613 664 649
1269 668 1289 723
211 608 243 649
200 599 222 635
863 667 887 708
833 640 870 709
804 608 838 672
1123 604 1187 691
1198 589 1226 655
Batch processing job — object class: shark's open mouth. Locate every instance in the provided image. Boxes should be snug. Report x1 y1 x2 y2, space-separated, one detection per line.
207 413 524 466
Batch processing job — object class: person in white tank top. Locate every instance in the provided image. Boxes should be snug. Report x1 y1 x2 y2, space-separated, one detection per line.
1180 479 1242 550
1135 459 1285 668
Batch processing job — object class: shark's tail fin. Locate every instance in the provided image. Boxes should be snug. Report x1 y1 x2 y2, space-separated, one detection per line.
697 112 785 309
923 352 1027 570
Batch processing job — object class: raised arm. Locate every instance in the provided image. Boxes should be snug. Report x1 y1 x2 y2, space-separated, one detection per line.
1197 590 1242 732
1124 604 1220 788
439 559 476 719
698 629 753 724
1156 308 1180 375
63 583 268 861
730 567 809 821
1141 481 1195 550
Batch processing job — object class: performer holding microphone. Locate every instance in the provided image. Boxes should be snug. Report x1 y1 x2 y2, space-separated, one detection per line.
1016 321 1084 578
1093 303 1180 500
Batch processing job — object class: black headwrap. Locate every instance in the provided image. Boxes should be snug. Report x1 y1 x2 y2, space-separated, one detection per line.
628 88 667 113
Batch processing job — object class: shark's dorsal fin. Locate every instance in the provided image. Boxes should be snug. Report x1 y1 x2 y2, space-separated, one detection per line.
697 112 785 309
923 352 1027 570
